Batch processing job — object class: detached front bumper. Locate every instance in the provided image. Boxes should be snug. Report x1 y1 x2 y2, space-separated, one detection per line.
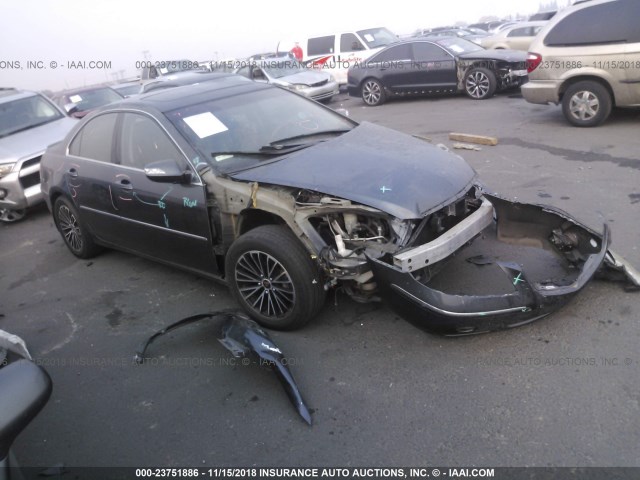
369 195 636 335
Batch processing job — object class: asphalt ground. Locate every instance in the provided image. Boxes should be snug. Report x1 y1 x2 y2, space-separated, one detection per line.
1 89 639 474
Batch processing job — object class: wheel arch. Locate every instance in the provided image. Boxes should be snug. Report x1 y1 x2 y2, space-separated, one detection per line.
559 76 616 107
48 187 67 206
237 208 286 236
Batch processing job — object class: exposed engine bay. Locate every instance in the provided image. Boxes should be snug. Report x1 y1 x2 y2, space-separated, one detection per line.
289 185 639 335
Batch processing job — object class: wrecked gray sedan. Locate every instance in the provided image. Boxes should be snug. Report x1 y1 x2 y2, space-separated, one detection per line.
40 75 639 335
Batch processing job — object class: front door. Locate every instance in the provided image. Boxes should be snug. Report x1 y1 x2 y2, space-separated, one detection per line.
111 112 217 274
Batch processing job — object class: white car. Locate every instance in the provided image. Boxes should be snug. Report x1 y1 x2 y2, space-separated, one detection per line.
235 59 339 103
480 22 547 51
282 27 398 85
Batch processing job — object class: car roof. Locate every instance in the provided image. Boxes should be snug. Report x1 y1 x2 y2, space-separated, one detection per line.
101 75 268 113
407 36 462 44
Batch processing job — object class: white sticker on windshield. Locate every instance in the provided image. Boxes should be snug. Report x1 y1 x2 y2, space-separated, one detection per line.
214 154 234 162
364 34 375 42
449 45 464 53
183 112 228 139
69 95 83 103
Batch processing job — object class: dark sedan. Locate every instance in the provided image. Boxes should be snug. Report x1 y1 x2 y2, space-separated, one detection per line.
347 37 529 105
53 86 124 118
40 77 638 335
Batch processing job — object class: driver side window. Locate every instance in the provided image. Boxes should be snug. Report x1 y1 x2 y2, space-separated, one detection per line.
119 113 184 170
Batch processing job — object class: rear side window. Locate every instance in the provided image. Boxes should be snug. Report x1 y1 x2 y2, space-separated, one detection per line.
412 42 451 62
69 113 117 162
508 27 536 37
308 36 334 56
371 44 412 63
544 0 640 46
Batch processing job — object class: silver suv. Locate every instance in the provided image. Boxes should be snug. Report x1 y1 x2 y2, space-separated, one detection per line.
522 0 640 127
0 89 77 222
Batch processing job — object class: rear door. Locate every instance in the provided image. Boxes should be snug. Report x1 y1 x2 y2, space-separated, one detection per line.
410 42 457 89
111 111 217 274
67 112 123 245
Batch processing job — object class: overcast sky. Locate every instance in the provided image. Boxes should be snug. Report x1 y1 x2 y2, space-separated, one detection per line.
1 0 569 92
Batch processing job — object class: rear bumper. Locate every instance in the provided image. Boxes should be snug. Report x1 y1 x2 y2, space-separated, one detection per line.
369 194 619 335
521 80 561 104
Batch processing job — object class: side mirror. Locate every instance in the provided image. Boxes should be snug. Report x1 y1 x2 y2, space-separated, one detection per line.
64 103 79 116
144 159 192 184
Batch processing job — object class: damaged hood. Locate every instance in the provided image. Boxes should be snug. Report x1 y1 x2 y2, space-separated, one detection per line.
459 49 528 63
230 122 477 219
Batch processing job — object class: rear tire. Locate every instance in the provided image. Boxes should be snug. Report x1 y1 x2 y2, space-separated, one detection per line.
562 81 612 127
53 197 102 259
225 225 325 330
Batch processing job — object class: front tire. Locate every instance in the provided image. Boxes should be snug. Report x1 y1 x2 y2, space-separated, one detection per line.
464 67 497 100
361 78 386 106
225 225 325 330
53 197 101 259
562 81 612 127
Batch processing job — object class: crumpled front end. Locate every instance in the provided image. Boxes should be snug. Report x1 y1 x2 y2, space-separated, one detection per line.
365 193 638 335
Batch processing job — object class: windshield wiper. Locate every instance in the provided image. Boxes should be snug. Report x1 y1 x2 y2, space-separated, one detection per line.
210 144 309 159
269 129 351 147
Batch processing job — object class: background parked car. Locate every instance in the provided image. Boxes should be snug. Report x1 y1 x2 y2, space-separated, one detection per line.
111 81 142 98
529 10 557 21
480 21 547 50
53 86 124 118
468 21 509 32
139 71 251 94
139 59 204 82
522 0 640 127
0 88 77 222
235 59 339 102
416 28 488 45
347 37 528 106
285 27 398 85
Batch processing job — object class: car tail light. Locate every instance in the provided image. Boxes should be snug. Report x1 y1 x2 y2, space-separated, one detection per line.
527 53 542 73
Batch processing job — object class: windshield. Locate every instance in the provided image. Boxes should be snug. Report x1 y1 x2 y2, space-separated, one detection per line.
356 27 397 48
0 94 64 138
165 87 355 174
113 84 141 97
64 87 123 112
435 37 484 54
262 61 305 79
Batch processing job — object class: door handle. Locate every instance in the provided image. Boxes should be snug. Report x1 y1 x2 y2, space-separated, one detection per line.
68 168 78 178
117 178 133 190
